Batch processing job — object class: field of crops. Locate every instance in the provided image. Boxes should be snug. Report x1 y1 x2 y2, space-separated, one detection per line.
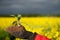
0 17 60 40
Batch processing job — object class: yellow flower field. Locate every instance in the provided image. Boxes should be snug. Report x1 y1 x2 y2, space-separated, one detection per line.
0 17 60 40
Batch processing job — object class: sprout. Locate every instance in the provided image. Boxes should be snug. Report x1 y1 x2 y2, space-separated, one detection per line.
17 14 21 21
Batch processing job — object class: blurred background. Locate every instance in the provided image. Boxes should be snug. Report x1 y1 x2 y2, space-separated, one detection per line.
0 0 60 40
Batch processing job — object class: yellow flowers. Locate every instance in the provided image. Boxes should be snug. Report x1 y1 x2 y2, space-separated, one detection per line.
0 17 60 40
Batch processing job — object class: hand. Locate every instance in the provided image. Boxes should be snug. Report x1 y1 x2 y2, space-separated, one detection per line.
6 25 26 38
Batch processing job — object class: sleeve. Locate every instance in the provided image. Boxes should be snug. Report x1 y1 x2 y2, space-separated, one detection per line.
34 34 51 40
28 32 51 40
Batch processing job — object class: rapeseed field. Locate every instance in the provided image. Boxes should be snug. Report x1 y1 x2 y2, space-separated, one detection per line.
0 17 60 40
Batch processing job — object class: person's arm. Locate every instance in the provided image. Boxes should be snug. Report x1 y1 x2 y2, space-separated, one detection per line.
6 24 51 40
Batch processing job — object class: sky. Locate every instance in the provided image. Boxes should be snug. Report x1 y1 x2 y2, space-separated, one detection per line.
0 0 60 15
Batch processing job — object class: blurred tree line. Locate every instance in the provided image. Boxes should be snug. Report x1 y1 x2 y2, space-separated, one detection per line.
0 13 60 17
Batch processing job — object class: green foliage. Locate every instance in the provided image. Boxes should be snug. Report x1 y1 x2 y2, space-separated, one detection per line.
0 27 10 40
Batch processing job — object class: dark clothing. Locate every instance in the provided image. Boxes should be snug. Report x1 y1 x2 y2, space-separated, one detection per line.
9 31 51 40
11 30 50 40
